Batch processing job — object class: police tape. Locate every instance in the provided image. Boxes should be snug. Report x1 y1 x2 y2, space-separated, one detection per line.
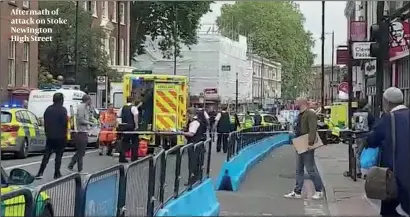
69 130 292 135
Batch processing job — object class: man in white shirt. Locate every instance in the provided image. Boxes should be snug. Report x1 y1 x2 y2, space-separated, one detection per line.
117 97 139 163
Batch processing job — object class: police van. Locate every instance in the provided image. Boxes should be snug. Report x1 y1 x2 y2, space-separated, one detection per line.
27 87 99 147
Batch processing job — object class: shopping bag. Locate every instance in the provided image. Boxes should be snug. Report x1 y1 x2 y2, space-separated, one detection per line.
360 147 380 169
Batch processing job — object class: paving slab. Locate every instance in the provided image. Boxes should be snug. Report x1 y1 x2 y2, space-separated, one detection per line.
315 143 381 216
218 145 329 216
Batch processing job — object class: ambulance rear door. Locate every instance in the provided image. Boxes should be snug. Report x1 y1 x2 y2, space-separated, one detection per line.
153 82 179 131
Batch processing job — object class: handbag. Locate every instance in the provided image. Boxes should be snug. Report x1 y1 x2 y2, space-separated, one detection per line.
364 112 398 200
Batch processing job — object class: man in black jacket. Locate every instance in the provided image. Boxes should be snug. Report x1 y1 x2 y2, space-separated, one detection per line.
35 93 68 179
117 97 139 163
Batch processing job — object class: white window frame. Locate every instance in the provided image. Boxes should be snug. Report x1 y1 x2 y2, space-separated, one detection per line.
102 1 108 20
120 39 124 66
91 1 97 17
22 1 30 8
119 2 125 25
112 2 117 23
110 37 116 65
8 40 16 87
23 42 30 86
83 1 88 10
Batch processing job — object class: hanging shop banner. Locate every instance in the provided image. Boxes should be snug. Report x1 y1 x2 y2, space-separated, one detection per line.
350 21 367 41
336 46 349 65
389 19 410 61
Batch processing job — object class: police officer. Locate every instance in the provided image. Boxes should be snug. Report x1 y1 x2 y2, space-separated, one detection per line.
35 93 68 179
197 105 210 139
182 107 206 184
253 110 262 126
117 97 139 163
213 106 231 153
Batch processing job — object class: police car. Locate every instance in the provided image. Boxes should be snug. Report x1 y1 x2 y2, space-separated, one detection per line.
1 167 53 217
1 104 46 159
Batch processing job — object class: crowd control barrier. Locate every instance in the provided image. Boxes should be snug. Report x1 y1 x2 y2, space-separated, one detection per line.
1 133 215 217
217 124 291 191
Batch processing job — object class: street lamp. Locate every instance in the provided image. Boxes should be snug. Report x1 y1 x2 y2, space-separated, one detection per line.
320 0 325 110
324 31 335 103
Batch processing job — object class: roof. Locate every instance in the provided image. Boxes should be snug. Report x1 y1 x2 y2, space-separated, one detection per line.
124 74 187 81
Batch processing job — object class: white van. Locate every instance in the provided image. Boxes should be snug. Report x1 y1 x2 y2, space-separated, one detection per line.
28 88 99 146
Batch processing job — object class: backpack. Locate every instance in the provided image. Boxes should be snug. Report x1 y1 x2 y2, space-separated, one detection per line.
364 112 398 201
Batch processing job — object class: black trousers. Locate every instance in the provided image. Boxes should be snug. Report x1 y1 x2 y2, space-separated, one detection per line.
68 132 88 172
119 127 139 162
216 133 229 153
187 139 205 184
380 199 402 217
38 138 66 176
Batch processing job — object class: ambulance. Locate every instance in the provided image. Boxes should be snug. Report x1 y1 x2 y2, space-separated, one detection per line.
122 70 189 150
27 87 99 147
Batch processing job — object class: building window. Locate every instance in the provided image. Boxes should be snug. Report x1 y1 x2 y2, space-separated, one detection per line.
110 37 116 65
8 40 16 87
120 39 124 66
23 42 30 86
119 2 125 24
102 1 108 19
112 2 117 22
22 1 30 8
83 1 88 10
91 1 97 17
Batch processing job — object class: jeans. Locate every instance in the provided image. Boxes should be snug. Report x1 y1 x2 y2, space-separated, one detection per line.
294 150 323 194
68 132 88 172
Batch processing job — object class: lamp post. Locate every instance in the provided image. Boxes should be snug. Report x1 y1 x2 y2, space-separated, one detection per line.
74 1 79 80
320 1 325 110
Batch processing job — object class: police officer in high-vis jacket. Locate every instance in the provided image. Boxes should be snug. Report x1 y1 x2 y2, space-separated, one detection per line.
182 107 206 184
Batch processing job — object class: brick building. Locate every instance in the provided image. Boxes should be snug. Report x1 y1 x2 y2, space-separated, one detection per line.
309 65 344 105
83 1 131 68
0 1 39 102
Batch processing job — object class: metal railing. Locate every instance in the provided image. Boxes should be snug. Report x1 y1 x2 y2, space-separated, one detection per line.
226 124 287 161
1 135 213 217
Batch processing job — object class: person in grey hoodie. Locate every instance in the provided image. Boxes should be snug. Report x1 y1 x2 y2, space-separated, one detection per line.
68 95 94 173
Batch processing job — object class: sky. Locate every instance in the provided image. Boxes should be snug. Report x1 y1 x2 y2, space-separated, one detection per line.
200 1 348 65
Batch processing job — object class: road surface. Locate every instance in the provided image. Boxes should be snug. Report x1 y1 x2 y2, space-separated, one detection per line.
217 145 330 216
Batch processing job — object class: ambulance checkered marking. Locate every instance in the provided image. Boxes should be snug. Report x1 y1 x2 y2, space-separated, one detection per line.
156 91 177 111
156 115 175 130
155 89 178 130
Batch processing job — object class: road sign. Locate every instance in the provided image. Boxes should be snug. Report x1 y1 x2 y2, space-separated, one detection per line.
221 65 231 71
97 76 106 84
351 42 376 60
350 21 367 41
338 82 349 94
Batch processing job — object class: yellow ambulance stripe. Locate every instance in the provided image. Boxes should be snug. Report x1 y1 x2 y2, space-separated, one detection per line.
156 116 175 130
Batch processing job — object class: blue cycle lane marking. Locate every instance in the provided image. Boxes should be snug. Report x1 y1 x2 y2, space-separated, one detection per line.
85 175 119 217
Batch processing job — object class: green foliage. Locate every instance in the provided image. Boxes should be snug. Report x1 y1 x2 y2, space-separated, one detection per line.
38 1 114 87
130 1 212 60
216 2 316 99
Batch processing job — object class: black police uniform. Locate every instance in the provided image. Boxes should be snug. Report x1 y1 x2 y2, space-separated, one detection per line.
217 112 231 153
118 105 139 162
185 117 206 184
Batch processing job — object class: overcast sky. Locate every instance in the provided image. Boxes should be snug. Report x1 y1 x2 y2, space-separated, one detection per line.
200 1 348 65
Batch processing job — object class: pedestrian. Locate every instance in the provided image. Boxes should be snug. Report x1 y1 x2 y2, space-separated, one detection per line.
182 107 206 184
117 97 139 163
35 93 68 179
99 104 117 156
253 109 262 126
213 106 231 153
197 105 210 139
343 98 375 179
67 95 94 173
284 97 323 200
366 87 409 217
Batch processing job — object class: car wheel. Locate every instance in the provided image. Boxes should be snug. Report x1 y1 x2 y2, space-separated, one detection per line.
15 138 29 159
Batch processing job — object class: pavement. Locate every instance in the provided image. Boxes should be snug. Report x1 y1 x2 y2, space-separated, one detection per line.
217 145 329 216
315 143 381 216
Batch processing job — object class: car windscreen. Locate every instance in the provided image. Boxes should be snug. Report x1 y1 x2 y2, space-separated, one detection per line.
1 111 11 123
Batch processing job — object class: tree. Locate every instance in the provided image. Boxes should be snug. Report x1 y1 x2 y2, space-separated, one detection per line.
38 1 113 88
216 2 316 99
129 1 212 60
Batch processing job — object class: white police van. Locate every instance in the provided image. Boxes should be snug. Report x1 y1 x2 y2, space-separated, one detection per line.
27 87 100 147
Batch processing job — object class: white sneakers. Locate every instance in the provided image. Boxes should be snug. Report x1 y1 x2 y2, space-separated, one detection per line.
312 191 324 200
284 191 302 199
283 191 323 200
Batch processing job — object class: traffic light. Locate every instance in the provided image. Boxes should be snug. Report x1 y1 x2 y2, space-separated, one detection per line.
369 20 390 58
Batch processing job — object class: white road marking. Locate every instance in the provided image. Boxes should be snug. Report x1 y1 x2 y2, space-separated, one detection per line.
4 150 99 170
